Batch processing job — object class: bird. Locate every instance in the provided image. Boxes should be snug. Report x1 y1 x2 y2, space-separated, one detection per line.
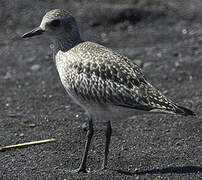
22 9 195 173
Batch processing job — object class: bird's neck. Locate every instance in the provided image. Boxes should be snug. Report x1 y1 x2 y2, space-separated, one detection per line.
53 39 83 52
53 34 83 52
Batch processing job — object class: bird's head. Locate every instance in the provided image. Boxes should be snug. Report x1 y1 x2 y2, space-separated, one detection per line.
22 9 80 41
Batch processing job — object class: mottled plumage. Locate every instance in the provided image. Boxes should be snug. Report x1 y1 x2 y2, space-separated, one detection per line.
55 41 193 116
22 9 195 173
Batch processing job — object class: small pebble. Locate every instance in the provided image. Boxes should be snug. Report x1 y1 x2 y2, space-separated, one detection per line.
175 61 180 67
189 75 193 80
182 29 187 34
29 123 36 128
19 133 24 137
157 52 162 58
49 94 53 98
30 64 40 71
65 105 70 110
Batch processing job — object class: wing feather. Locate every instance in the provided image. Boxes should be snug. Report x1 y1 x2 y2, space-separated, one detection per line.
58 42 178 112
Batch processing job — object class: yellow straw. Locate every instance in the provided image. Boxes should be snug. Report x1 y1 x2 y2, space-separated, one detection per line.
0 138 55 151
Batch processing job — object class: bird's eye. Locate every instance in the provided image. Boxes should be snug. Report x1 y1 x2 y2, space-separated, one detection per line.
50 19 60 27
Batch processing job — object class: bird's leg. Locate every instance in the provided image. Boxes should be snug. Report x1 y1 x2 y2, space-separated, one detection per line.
101 120 112 170
73 117 94 173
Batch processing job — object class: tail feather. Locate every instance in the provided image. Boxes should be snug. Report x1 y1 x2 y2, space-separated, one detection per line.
175 105 196 116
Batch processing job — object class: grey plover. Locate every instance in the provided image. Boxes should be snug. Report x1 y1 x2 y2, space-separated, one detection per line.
22 9 195 173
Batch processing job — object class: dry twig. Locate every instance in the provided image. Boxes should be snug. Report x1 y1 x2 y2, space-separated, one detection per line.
0 138 55 151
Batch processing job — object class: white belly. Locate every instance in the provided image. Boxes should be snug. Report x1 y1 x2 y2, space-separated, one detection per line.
79 101 146 122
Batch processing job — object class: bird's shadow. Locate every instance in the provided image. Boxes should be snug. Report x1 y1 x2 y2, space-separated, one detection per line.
114 166 202 176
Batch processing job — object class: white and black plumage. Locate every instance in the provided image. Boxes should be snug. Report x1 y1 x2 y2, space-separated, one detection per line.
22 9 195 173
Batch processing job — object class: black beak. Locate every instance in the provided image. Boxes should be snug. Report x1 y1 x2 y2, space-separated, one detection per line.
22 26 44 38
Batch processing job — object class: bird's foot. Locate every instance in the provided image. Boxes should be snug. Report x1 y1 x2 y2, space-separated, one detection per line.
100 162 108 171
69 166 89 173
90 166 108 173
101 165 107 171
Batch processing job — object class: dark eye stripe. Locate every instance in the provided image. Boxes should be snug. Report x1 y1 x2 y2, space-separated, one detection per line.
50 19 60 27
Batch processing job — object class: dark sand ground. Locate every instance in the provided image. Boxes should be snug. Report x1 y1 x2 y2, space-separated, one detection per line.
0 0 201 179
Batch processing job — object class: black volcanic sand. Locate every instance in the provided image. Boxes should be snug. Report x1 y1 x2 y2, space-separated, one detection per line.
0 0 201 179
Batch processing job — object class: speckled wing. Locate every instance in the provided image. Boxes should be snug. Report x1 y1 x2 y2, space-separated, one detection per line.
56 41 190 114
